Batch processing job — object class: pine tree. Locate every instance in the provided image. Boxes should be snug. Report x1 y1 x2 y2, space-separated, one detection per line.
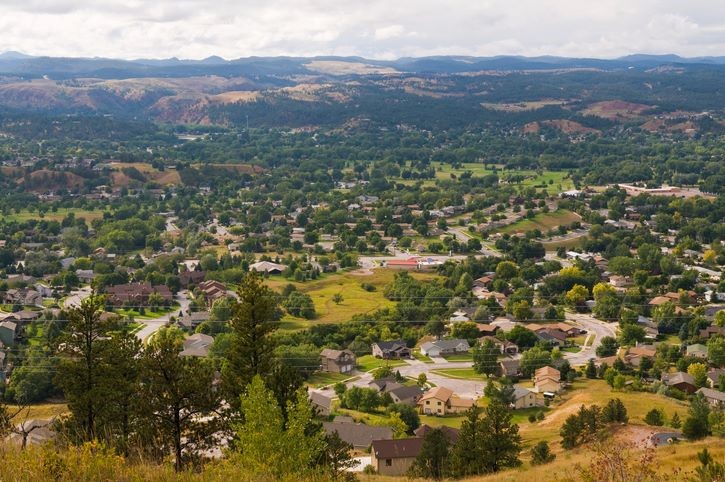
139 327 220 471
479 399 522 473
55 294 118 441
585 358 597 378
530 441 555 465
222 272 281 409
410 428 451 480
602 398 628 424
670 412 682 429
683 393 711 440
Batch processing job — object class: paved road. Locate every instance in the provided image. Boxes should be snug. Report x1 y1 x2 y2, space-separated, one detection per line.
63 287 92 308
134 290 191 343
564 311 618 365
347 358 483 399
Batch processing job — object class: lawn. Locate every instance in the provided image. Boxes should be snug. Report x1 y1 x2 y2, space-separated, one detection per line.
442 352 473 362
0 207 107 223
499 209 581 235
431 368 485 380
356 355 407 372
115 304 178 320
542 234 589 251
267 270 440 329
306 372 357 388
412 350 434 363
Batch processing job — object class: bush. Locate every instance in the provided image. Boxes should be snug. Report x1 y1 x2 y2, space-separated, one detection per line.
644 408 664 426
530 441 556 465
528 414 537 423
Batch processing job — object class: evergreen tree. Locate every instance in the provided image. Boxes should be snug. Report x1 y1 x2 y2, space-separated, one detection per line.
530 441 555 465
139 327 220 471
644 408 665 426
222 272 280 409
409 428 451 480
55 294 117 441
683 393 711 440
479 400 522 473
670 412 682 429
585 358 597 379
602 398 628 424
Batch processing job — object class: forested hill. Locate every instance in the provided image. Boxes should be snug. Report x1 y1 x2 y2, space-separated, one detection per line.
0 54 725 133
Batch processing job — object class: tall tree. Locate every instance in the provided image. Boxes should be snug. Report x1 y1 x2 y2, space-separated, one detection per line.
139 326 220 471
409 428 451 480
222 272 280 408
473 339 500 377
55 294 116 441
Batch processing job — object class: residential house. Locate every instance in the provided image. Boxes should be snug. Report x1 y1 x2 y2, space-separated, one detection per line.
700 325 725 340
511 386 539 409
419 339 470 357
413 425 460 443
309 391 333 417
417 387 475 415
370 438 424 476
249 261 285 274
179 333 214 357
179 269 206 288
3 288 43 306
480 336 518 355
534 366 561 394
536 328 567 347
696 387 725 408
105 282 173 307
449 310 471 323
320 348 356 374
176 311 210 332
372 340 411 359
75 269 95 283
0 321 18 346
500 359 522 377
385 258 420 270
661 372 697 394
476 323 499 337
686 344 708 359
323 419 393 449
707 369 725 388
368 378 402 393
388 386 424 406
198 280 228 306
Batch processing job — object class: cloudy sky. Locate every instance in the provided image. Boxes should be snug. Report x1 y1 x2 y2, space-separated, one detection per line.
2 0 725 59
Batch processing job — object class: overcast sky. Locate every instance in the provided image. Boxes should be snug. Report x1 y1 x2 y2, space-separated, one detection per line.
2 0 725 60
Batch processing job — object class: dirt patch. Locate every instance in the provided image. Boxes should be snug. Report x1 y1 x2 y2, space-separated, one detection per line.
613 425 659 448
349 268 374 276
582 100 653 121
537 392 593 428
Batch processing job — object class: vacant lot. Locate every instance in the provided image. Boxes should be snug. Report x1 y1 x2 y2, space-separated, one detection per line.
0 207 107 223
499 209 581 235
266 270 439 329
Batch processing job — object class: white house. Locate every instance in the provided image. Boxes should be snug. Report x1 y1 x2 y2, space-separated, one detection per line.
420 339 470 357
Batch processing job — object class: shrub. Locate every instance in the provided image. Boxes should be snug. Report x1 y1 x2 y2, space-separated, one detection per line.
531 441 556 466
644 408 664 426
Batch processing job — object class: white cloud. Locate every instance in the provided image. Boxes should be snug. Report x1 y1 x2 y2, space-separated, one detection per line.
0 0 724 59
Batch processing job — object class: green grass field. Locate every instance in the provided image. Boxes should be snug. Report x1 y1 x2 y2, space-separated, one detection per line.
115 304 178 320
541 234 589 251
442 352 474 362
499 209 581 235
431 368 485 380
306 372 357 388
266 270 440 330
356 355 407 372
0 207 107 223
412 350 434 363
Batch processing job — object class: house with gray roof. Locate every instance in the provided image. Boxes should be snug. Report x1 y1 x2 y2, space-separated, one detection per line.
322 420 393 449
419 339 470 357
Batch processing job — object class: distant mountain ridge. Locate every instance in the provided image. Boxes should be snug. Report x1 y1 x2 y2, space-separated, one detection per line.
2 52 725 79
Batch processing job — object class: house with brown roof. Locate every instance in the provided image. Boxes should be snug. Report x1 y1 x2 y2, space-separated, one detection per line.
320 348 356 374
105 282 173 307
707 369 725 388
534 366 561 393
371 438 424 476
179 269 206 288
388 385 424 406
198 280 228 306
476 323 500 337
662 372 697 394
417 387 474 415
480 336 519 355
500 359 522 377
414 424 460 443
700 325 725 340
